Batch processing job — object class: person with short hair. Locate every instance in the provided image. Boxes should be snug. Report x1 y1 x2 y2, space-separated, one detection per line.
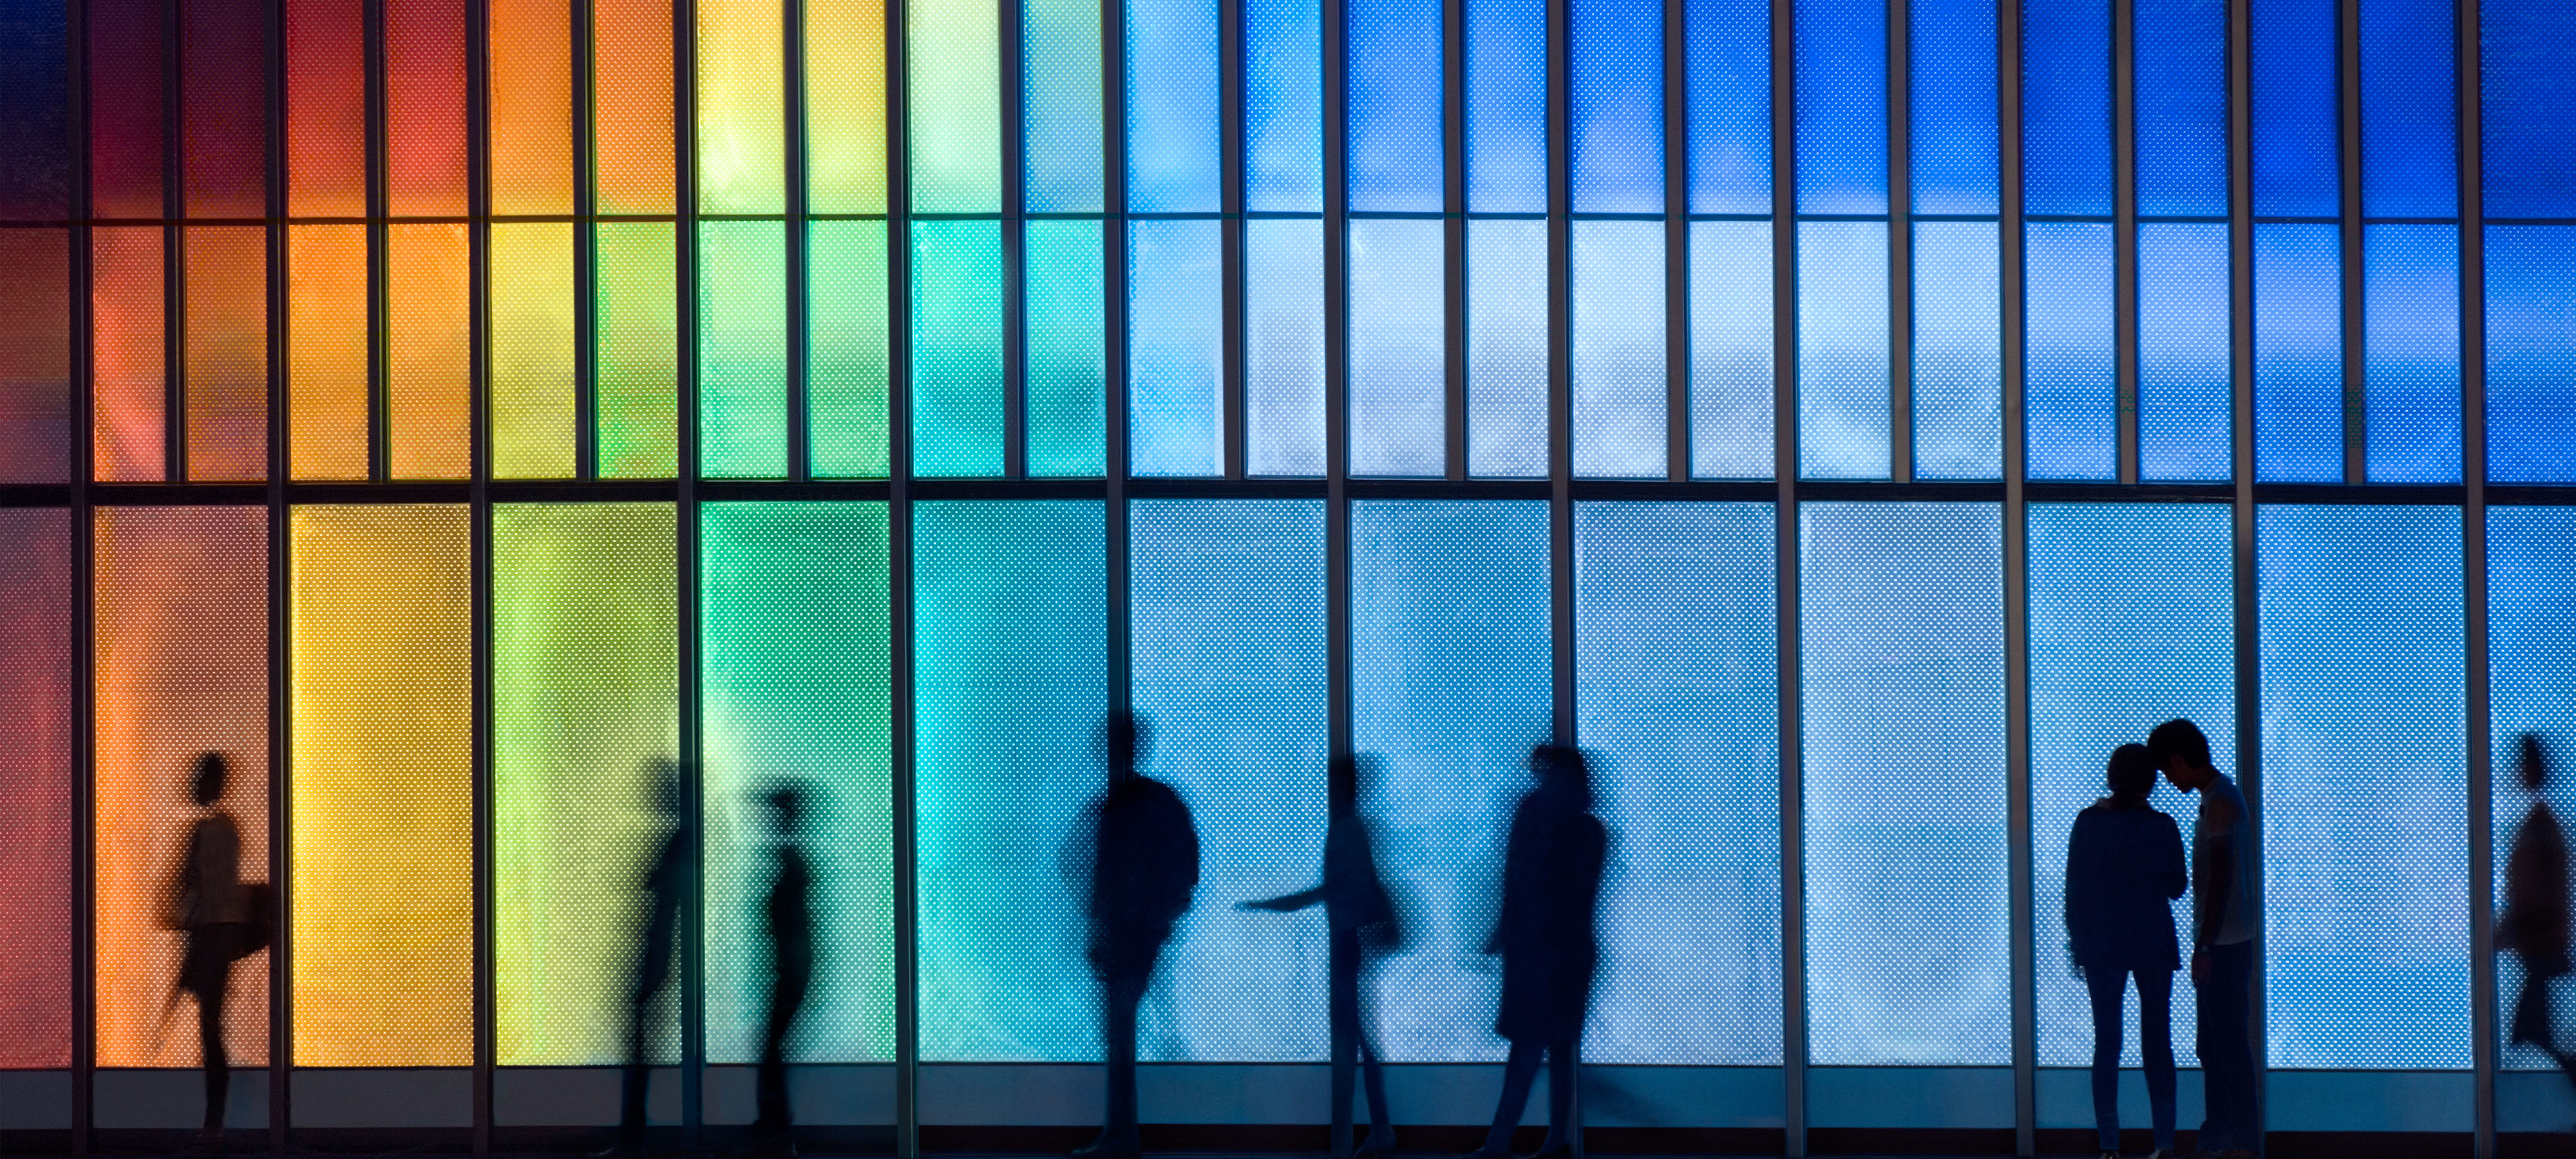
1076 713 1200 1159
2147 719 2258 1159
2497 735 2573 1093
2066 743 2188 1159
1463 745 1607 1159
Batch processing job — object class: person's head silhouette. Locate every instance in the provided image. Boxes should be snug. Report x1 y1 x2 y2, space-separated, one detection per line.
2106 742 2157 805
646 758 682 820
2521 733 2550 795
191 751 227 809
1329 754 1364 819
2148 719 2217 793
1530 744 1592 809
767 784 804 836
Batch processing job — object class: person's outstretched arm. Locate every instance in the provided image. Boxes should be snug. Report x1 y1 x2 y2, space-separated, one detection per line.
1238 885 1327 912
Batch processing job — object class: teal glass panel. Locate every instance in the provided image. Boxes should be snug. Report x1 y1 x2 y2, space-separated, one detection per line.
1028 218 1107 476
911 219 1005 477
697 220 788 478
811 220 891 478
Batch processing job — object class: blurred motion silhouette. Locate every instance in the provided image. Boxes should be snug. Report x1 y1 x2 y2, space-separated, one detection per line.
2065 743 2188 1159
2499 734 2573 1092
603 759 691 1156
752 786 813 1155
1077 713 1200 1159
1239 754 1403 1156
1466 745 1607 1159
167 752 268 1152
2150 718 2257 1159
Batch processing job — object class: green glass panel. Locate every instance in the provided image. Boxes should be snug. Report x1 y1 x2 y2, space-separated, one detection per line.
699 220 789 478
1026 219 1105 476
910 219 1005 476
811 219 891 478
907 0 999 211
597 221 679 478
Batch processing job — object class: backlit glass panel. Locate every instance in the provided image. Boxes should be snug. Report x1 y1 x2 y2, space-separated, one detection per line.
2363 223 2459 484
1798 221 1890 479
912 220 1006 477
1912 221 2000 480
2491 507 2576 1072
1573 221 1666 477
1690 220 1772 478
0 510 70 1068
1129 220 1223 476
2486 226 2576 484
2024 223 2115 482
2137 223 2231 482
1349 219 1446 477
2252 223 2344 483
1470 220 1550 478
1246 219 1325 475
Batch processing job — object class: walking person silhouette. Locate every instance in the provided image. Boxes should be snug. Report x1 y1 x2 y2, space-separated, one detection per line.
2149 719 2259 1159
1464 745 1607 1159
2065 743 2188 1159
168 752 268 1154
602 760 691 1156
1076 713 1200 1159
1239 755 1403 1156
2498 734 2575 1093
751 786 813 1156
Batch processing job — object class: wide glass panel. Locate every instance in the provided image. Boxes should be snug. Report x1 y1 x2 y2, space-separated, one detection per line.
0 510 71 1067
1802 502 2006 1064
1912 221 2001 480
1349 219 1446 477
1690 220 1773 478
1469 220 1549 479
1572 220 1666 478
1574 502 1780 1064
2137 222 2231 482
2491 507 2576 1074
2257 505 2465 1069
2252 223 2344 483
2485 225 2576 484
2362 223 2459 484
1797 220 1890 480
2024 222 2114 482
1246 219 1325 476
1129 220 1224 476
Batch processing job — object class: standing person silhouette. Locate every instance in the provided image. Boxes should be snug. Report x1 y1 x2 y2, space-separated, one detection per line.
1077 713 1200 1159
603 760 691 1157
1239 755 1402 1156
170 752 267 1153
752 786 813 1156
2148 719 2259 1159
1465 745 1607 1159
2066 744 2189 1159
2498 735 2574 1091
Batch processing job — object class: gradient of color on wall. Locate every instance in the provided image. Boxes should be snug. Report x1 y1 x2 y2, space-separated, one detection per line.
0 510 71 1066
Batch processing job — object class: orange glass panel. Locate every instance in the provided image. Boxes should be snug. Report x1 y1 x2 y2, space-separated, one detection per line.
94 506 270 1069
389 223 471 479
489 0 571 215
93 228 166 482
0 230 71 484
184 227 268 481
287 0 366 218
184 0 268 220
289 225 370 480
594 0 674 214
388 0 469 217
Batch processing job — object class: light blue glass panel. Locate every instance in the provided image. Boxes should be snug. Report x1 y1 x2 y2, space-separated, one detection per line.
1124 0 1218 212
1023 0 1102 212
2485 225 2576 484
1247 219 1325 475
914 500 1106 1060
1028 219 1107 476
1349 500 1552 1062
2025 222 2114 481
699 220 788 479
1797 220 1889 479
1689 0 1770 214
1572 0 1663 214
1692 220 1774 478
911 219 1005 477
1128 220 1222 476
2251 0 2338 217
2258 504 2466 1069
2481 0 2576 219
2490 508 2576 1073
2137 223 2231 481
1910 0 1997 215
2027 504 2231 1070
2134 0 2227 217
2360 0 2452 218
1349 218 1447 476
1349 0 1444 212
1573 502 1780 1065
1794 0 1887 214
2363 223 2459 484
1913 221 2000 480
1245 0 1321 212
1128 499 1329 1060
1574 221 1667 478
2253 223 2344 483
1471 0 1548 212
1802 502 2007 1065
1470 219 1550 478
2019 0 2110 216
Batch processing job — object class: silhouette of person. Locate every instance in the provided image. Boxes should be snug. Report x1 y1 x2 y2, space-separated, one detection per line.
2148 719 2257 1159
752 786 813 1155
1076 712 1199 1159
605 759 690 1156
2499 735 2573 1091
2065 743 2188 1159
1467 745 1607 1159
171 751 265 1153
1239 755 1402 1156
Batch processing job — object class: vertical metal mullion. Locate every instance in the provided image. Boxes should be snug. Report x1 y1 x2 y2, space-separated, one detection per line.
2112 0 2137 484
1219 0 1245 480
2225 0 2265 1136
1324 0 1350 764
365 0 388 481
574 0 597 478
2335 0 2362 483
68 0 97 1138
465 0 495 1136
1773 0 1803 1142
1663 0 1686 482
1103 0 1128 714
1546 0 1571 746
164 0 185 482
673 0 705 1134
1441 0 1464 482
1885 0 1909 483
1999 0 2031 1142
2459 0 2491 1147
786 0 810 480
1000 0 1024 479
884 0 918 1136
264 0 290 1140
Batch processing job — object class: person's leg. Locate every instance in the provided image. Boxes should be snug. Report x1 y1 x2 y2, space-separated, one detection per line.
617 996 651 1149
1101 972 1146 1149
2195 943 2257 1153
755 974 804 1142
197 967 229 1137
1330 938 1359 1156
1356 1031 1394 1142
2136 969 2177 1154
2084 966 2127 1154
1477 1039 1545 1156
1535 1036 1577 1155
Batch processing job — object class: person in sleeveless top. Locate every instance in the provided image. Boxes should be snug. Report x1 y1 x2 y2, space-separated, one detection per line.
2066 744 2188 1159
172 753 263 1153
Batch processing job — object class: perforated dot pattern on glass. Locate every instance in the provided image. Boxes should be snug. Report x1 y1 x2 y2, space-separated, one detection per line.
1571 221 1666 478
2489 507 2576 1073
2252 223 2344 483
1469 220 1549 479
0 509 71 1068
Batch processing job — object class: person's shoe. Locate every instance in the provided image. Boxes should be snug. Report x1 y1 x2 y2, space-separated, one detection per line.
1072 1131 1142 1159
1355 1125 1397 1156
1527 1144 1574 1159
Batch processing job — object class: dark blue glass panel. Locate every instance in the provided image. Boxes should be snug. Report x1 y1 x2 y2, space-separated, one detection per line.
1469 0 1548 212
1798 221 1890 479
2486 225 2576 484
2490 507 2576 1073
1573 0 1664 214
2363 223 2460 484
1125 0 1220 212
2358 0 2453 218
2029 504 2231 1069
1349 219 1446 476
1573 502 1781 1064
2138 223 2231 480
2253 223 2344 483
1246 219 1325 475
1803 502 2007 1064
1128 220 1222 476
2020 0 2110 216
2481 0 2576 218
1794 0 1888 214
1128 499 1330 1061
1692 220 1775 478
1913 221 2001 479
1911 0 1998 215
2134 0 2228 216
1244 0 1322 212
1470 219 1551 478
2024 221 2116 482
1689 0 1772 214
914 500 1105 1060
0 0 69 218
2251 0 2339 218
2258 504 2466 1069
1349 500 1552 1062
1023 0 1103 212
1573 221 1667 476
1027 219 1107 476
1347 0 1444 212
